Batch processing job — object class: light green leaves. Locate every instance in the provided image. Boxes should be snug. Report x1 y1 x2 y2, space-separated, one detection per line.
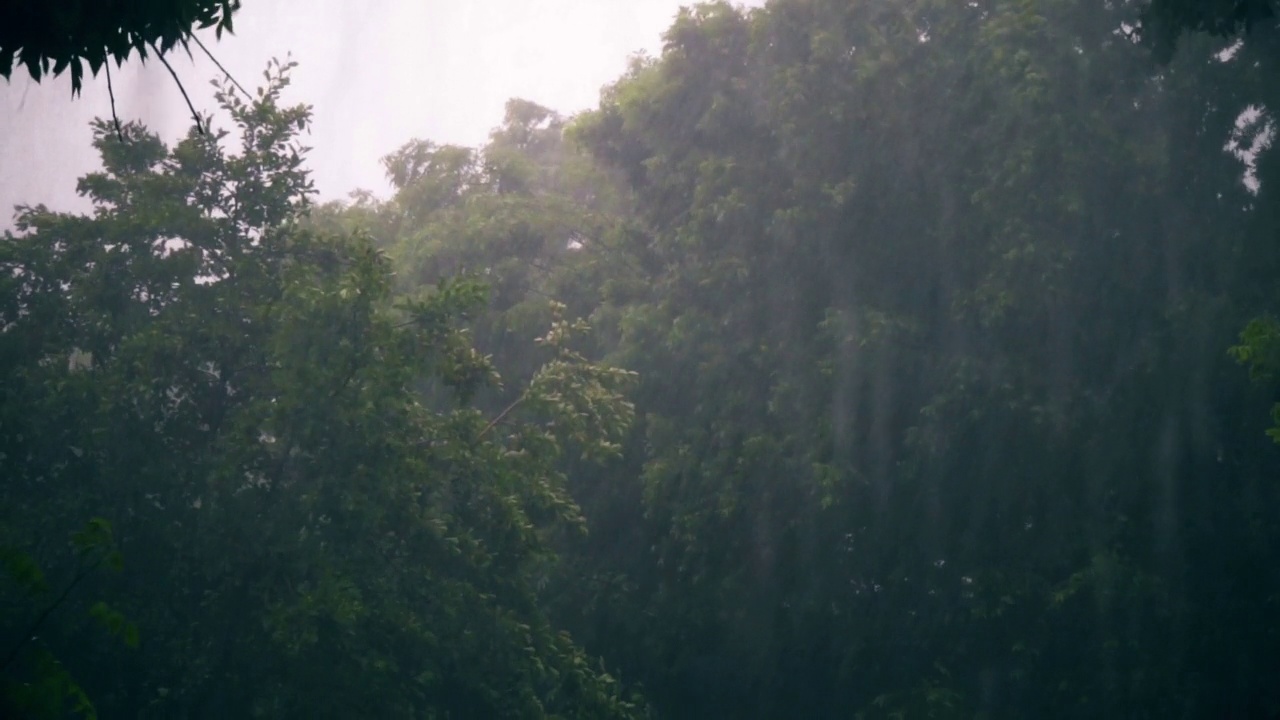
524 302 638 463
1230 315 1280 442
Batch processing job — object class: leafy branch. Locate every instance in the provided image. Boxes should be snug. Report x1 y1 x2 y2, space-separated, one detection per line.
1 519 126 675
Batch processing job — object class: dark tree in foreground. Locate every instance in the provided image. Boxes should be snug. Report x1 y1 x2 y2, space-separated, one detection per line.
0 0 240 93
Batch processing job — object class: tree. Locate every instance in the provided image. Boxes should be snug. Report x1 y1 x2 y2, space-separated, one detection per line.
9 0 1280 715
0 60 645 718
1 519 134 720
557 0 1280 716
0 0 240 93
1141 0 1276 60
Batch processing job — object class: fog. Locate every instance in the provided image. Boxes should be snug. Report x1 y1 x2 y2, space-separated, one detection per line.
4 2 1280 718
0 0 719 224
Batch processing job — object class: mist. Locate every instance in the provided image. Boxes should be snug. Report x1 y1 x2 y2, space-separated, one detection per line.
3 1 1280 718
1 0 722 224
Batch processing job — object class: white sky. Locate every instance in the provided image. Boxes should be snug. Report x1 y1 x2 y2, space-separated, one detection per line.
0 0 755 225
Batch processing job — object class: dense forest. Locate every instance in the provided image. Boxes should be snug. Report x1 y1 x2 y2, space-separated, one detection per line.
4 0 1280 717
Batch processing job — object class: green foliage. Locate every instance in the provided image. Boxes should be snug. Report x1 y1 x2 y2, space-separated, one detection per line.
2 519 131 720
3 647 98 720
1 547 48 596
522 302 637 463
0 62 645 718
9 0 1280 716
1231 316 1280 442
1140 0 1275 61
537 0 1280 716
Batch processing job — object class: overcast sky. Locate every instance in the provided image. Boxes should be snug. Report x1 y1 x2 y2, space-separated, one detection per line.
0 0 753 225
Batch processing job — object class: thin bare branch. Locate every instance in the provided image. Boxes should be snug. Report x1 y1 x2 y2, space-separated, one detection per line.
152 42 205 135
105 62 123 141
189 33 251 98
479 394 526 439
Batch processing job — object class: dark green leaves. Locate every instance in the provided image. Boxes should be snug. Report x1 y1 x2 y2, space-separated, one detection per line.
1 547 48 596
88 603 139 649
1 59 645 720
1140 0 1276 61
0 0 242 93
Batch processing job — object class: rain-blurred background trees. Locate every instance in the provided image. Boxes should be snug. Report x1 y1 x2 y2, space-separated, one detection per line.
5 0 1280 717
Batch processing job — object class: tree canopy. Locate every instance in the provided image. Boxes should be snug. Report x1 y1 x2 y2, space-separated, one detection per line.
1 61 643 719
1141 0 1275 59
5 0 1280 717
